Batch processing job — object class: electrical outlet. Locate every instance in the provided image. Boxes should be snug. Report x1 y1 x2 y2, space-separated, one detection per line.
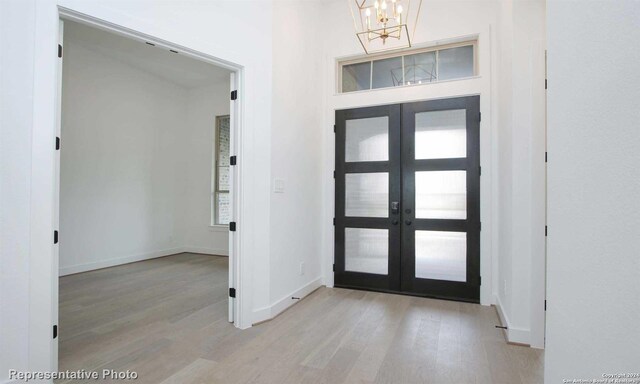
299 262 305 276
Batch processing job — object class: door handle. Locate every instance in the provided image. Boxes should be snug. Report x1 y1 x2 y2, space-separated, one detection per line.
405 220 412 226
391 201 400 215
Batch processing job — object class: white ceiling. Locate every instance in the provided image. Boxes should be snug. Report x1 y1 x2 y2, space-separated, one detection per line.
64 21 231 89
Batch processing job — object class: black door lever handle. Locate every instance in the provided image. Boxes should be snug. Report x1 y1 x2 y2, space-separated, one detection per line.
405 220 412 226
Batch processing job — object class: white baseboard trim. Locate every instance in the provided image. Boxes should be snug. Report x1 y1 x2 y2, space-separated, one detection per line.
182 246 228 256
59 247 184 276
59 246 230 276
251 306 271 324
252 277 324 325
493 294 531 345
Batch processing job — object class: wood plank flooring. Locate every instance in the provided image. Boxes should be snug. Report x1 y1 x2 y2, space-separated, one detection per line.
58 253 543 384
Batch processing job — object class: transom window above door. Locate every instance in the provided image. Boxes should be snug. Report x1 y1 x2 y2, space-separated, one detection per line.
338 40 476 93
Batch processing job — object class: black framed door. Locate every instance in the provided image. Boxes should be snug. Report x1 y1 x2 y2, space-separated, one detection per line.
334 104 402 292
334 96 481 302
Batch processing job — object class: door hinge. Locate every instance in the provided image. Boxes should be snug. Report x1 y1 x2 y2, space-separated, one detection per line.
229 222 236 232
333 218 335 226
544 300 547 311
57 44 62 58
53 325 58 339
230 156 237 166
545 79 548 90
479 166 482 176
230 90 238 100
333 170 336 178
479 112 481 122
545 152 548 163
479 276 482 285
56 137 60 150
545 225 548 236
229 288 236 298
479 222 482 231
54 230 59 244
332 263 335 272
333 124 336 132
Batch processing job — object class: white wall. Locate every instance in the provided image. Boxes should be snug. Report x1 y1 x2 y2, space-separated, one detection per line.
545 0 640 380
0 0 36 379
59 37 188 275
183 81 231 256
265 0 325 320
494 0 546 347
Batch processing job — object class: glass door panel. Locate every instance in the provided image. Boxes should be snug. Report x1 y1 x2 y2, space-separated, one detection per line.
345 116 389 162
415 171 467 219
415 109 467 159
415 231 466 282
345 173 389 217
345 228 389 274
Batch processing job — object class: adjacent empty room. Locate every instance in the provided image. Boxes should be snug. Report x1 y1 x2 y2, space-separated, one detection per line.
57 20 234 373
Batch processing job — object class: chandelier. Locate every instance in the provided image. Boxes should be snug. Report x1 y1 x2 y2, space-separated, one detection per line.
350 0 422 54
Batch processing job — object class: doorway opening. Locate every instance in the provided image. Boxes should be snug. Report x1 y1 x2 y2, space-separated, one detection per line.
334 96 481 302
54 14 243 373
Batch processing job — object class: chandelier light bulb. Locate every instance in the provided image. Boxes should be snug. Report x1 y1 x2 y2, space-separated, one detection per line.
381 1 387 10
374 1 379 9
397 4 403 13
366 8 371 16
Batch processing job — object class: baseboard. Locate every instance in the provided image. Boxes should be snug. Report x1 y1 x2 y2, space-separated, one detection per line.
182 246 228 257
59 247 185 276
251 306 272 325
252 277 324 325
493 294 531 345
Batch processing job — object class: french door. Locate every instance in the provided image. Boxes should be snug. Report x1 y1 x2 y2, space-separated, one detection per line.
334 96 480 302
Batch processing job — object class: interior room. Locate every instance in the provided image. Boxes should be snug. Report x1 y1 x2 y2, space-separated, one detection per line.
56 21 234 374
1 0 639 383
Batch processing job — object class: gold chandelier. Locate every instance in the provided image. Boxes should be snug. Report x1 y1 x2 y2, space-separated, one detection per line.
350 0 422 54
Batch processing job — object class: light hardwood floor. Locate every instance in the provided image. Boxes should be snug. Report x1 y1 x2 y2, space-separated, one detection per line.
58 253 543 384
